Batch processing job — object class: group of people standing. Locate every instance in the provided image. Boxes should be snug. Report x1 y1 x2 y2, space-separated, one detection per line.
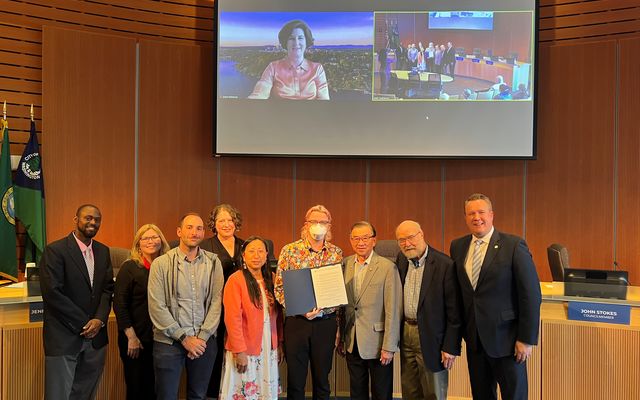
395 41 457 76
332 194 541 400
39 193 541 400
40 204 280 400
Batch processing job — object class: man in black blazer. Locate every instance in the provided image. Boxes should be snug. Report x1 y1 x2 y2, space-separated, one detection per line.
396 220 462 400
449 194 541 400
442 42 457 76
40 204 114 400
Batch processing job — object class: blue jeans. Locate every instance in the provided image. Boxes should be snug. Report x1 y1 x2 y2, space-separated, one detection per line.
153 336 217 400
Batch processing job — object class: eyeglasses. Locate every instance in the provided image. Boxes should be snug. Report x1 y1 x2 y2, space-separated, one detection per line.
350 235 374 243
306 220 330 226
140 235 160 243
245 249 267 256
397 232 420 245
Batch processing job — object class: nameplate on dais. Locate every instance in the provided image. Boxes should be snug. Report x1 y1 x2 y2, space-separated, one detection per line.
567 301 630 325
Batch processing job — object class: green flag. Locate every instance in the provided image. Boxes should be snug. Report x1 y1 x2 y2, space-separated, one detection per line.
0 119 18 281
15 120 46 263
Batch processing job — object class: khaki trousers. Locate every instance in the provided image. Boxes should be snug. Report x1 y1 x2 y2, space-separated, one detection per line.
400 322 448 400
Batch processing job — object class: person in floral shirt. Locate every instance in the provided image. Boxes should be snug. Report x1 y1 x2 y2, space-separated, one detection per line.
274 205 342 400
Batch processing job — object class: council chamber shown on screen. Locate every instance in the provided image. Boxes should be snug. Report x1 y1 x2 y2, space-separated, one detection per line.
215 0 537 158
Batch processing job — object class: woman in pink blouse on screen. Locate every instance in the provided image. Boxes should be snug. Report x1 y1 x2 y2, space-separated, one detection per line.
248 20 330 100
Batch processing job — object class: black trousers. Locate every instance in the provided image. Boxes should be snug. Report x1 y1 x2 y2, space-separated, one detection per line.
284 314 337 400
117 331 156 400
346 338 393 400
466 338 528 400
207 322 226 397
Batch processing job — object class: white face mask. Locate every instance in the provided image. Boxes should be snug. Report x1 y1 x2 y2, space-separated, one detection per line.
308 223 328 241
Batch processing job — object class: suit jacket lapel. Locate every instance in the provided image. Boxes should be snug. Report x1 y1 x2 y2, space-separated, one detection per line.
398 255 408 285
92 242 106 289
456 236 474 293
66 234 92 288
477 230 500 288
345 257 356 305
356 253 380 304
418 248 436 309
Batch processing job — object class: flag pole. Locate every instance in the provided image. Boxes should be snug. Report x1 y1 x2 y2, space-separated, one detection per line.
2 101 6 121
30 104 34 122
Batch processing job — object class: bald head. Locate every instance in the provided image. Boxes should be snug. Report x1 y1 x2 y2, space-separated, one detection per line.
396 220 420 234
395 220 427 259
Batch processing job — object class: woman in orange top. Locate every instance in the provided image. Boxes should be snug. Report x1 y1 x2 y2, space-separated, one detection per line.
219 236 283 399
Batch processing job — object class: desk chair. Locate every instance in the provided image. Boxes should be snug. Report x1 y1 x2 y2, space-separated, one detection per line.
425 73 442 99
109 247 131 278
405 72 422 98
374 240 401 263
547 243 569 281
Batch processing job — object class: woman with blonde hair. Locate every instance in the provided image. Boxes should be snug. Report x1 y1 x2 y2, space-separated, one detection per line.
114 223 170 399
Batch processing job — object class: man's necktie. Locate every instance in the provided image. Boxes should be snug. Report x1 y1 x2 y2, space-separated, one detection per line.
471 239 484 290
84 248 95 287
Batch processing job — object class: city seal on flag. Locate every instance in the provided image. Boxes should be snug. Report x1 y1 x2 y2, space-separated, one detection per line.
2 186 15 225
20 152 41 180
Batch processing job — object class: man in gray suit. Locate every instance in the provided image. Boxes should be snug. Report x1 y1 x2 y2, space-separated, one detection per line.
339 221 402 400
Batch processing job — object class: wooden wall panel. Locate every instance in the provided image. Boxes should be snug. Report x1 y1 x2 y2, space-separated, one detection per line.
368 160 443 248
0 22 42 147
616 37 640 285
137 39 217 240
443 160 525 255
539 0 640 42
1 321 125 400
295 159 367 254
10 0 640 283
42 27 136 247
526 40 616 281
542 320 640 400
219 157 294 256
0 0 214 43
2 325 45 400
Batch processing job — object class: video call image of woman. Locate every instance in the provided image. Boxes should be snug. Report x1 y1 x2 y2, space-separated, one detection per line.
248 20 329 100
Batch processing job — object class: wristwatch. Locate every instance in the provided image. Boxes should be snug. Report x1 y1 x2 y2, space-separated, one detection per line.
178 333 187 342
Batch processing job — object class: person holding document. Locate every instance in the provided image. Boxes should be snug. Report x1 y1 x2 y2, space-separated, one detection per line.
274 205 343 400
338 221 402 400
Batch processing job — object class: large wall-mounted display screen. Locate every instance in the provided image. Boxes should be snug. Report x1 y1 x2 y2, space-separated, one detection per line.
215 0 537 158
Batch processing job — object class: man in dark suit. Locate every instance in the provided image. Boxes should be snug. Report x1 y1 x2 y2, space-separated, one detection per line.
442 42 457 76
449 193 541 400
395 42 405 70
395 220 462 400
40 204 114 399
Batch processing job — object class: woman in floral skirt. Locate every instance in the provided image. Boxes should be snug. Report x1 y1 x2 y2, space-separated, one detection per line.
220 236 283 399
